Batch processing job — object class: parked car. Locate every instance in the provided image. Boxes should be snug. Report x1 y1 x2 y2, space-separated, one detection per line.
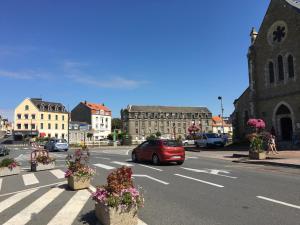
131 139 185 165
195 133 224 148
182 139 195 146
0 145 10 156
44 139 69 151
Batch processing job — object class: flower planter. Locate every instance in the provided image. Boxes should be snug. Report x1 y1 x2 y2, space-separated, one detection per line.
249 151 266 160
0 166 21 177
95 203 138 225
31 162 55 172
67 175 90 190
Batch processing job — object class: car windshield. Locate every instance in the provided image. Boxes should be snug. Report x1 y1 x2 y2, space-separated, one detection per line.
205 133 219 138
56 139 67 143
162 140 182 147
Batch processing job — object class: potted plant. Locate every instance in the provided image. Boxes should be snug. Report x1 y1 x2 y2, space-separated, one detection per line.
92 166 144 225
0 158 20 177
247 119 267 160
65 146 95 190
31 148 56 171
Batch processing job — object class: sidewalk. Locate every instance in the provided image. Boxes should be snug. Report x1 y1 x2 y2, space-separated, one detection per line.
190 150 300 169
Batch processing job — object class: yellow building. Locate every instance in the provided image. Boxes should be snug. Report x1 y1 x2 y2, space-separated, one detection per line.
14 98 69 140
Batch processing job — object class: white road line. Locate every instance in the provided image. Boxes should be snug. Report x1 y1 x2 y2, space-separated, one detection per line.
174 174 224 188
181 167 237 179
187 156 198 159
0 178 2 191
111 161 134 167
3 187 64 225
93 163 115 170
89 185 96 193
94 156 111 160
50 169 65 179
257 196 300 209
132 175 169 185
138 219 148 225
47 189 91 225
22 173 39 186
0 189 37 213
138 164 162 171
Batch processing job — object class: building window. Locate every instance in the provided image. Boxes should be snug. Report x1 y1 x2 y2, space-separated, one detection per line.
55 134 58 138
269 62 275 83
55 124 58 129
25 105 29 110
31 124 35 130
41 114 44 120
40 123 44 129
17 114 21 119
62 124 65 130
278 55 284 81
48 123 51 129
178 128 181 133
48 114 51 120
136 129 138 134
17 124 21 129
62 115 65 121
55 115 58 120
24 114 28 119
31 114 36 119
24 124 28 129
135 121 138 127
106 118 108 122
288 55 295 78
62 134 65 139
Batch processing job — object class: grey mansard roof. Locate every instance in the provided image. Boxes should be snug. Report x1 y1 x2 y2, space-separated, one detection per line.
30 98 68 113
126 105 211 114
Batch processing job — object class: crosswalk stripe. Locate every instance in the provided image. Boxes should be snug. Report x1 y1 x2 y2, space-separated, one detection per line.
22 173 39 186
0 178 2 191
3 187 64 225
93 163 115 170
0 189 37 214
111 161 134 167
47 189 90 225
50 169 65 179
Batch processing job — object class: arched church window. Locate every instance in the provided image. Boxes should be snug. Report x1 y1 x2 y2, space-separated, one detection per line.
278 55 284 81
269 62 275 83
288 55 295 78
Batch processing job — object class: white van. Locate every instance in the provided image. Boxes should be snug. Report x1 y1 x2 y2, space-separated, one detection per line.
195 133 224 148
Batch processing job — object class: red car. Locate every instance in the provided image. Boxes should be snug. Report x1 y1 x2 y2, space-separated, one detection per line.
131 139 185 165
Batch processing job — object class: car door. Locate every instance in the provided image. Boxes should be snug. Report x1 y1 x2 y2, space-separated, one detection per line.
144 140 157 160
136 141 149 161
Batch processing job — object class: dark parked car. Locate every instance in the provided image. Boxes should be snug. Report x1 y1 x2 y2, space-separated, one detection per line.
44 139 69 151
132 139 185 165
0 145 10 156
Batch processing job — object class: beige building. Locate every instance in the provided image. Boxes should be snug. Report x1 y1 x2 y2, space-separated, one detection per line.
211 116 233 135
121 105 212 140
14 98 68 140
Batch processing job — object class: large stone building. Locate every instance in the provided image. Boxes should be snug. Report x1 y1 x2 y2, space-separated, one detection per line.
71 101 112 140
233 0 300 141
121 105 212 140
14 98 68 140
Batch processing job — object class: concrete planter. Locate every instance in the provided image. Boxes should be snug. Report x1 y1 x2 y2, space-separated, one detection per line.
0 166 21 177
31 162 55 172
249 151 266 160
95 203 138 225
67 175 90 190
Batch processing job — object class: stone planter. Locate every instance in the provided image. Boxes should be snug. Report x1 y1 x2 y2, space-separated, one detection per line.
249 151 266 160
31 161 55 172
0 166 21 177
67 175 90 190
95 203 138 225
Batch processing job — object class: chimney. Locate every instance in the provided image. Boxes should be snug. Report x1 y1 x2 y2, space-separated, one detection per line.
250 27 258 45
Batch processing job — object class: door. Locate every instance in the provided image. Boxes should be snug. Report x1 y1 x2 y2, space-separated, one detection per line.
144 140 157 160
280 117 293 141
136 141 149 160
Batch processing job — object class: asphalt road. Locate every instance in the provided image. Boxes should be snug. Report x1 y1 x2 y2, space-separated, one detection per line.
0 147 299 225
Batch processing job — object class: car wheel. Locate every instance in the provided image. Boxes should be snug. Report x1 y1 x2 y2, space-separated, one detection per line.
132 152 138 162
65 149 68 152
184 142 188 146
177 161 184 165
152 154 160 165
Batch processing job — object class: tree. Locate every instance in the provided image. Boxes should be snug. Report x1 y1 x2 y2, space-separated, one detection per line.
188 123 200 140
155 131 161 138
107 134 113 141
111 118 122 131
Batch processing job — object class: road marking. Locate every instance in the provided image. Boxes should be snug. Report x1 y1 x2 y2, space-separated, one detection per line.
94 156 111 160
174 174 224 188
0 178 2 191
89 185 96 193
257 196 300 209
181 167 237 179
138 164 163 171
186 156 198 159
50 169 65 179
47 189 91 225
132 174 169 185
0 181 66 198
0 189 37 213
93 163 115 170
3 187 64 225
22 173 39 186
111 161 134 167
138 219 148 225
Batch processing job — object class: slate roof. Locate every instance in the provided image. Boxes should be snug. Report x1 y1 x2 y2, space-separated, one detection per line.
127 105 211 113
30 98 67 113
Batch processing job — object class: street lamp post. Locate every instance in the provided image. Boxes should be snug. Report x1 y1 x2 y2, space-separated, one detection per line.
218 96 225 134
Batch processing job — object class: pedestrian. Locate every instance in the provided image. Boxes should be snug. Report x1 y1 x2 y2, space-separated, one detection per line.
267 134 279 155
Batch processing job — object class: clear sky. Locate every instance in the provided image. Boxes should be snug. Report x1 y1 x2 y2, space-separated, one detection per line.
0 0 270 121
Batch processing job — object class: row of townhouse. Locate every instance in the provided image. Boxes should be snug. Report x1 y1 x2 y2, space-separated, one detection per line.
13 98 112 142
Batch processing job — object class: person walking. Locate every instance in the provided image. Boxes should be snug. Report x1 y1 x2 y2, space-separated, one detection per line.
268 134 279 154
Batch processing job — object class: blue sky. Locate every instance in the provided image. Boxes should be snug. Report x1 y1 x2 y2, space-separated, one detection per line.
0 0 270 121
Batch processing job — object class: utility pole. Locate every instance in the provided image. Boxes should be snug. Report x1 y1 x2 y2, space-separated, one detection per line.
218 96 225 134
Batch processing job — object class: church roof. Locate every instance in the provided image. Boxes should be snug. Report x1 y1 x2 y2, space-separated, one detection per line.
285 0 300 10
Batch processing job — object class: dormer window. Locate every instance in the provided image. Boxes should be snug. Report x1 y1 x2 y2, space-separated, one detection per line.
25 105 29 110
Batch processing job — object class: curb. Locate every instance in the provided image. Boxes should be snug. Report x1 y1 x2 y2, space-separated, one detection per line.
232 158 300 169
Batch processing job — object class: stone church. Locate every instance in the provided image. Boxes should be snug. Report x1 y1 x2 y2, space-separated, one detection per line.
233 0 300 141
